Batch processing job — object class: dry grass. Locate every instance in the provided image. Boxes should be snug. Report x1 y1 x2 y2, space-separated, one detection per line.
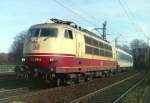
121 71 150 103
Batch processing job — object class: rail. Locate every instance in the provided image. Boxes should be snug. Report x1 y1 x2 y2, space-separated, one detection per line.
113 76 145 103
0 87 30 103
69 72 143 103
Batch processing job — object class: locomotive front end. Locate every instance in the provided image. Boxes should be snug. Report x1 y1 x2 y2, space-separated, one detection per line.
22 23 61 80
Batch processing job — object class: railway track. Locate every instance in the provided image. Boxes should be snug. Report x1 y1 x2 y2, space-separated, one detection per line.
0 75 54 103
0 82 58 103
0 74 34 103
0 70 143 103
0 87 30 103
69 71 146 103
113 78 144 103
6 70 140 103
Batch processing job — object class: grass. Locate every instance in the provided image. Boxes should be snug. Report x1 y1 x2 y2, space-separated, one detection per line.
121 72 150 103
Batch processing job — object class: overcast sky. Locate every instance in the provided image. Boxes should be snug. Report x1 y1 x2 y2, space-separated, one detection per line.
0 0 150 52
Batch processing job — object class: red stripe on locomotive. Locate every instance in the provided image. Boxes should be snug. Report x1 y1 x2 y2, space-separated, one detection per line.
24 53 116 73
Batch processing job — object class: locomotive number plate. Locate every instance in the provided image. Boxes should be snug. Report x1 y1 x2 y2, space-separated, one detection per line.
32 43 40 50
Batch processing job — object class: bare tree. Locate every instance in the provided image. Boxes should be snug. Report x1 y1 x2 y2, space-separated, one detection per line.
9 30 28 64
130 39 147 50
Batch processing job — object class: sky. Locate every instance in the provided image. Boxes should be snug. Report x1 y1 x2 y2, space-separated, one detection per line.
0 0 150 53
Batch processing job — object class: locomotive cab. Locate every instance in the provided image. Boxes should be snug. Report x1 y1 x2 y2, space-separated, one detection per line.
22 23 77 81
24 24 60 54
24 23 76 55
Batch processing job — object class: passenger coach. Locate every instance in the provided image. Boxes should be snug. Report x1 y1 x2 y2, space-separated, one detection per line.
116 48 133 69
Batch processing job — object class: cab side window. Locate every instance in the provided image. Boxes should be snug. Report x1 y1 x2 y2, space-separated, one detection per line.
64 29 73 39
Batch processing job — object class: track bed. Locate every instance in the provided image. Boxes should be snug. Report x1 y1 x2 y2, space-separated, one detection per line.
5 70 143 103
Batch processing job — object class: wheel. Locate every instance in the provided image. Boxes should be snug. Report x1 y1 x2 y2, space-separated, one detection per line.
84 75 92 82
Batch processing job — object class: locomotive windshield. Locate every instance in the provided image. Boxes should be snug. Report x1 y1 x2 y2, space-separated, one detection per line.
28 28 58 37
40 28 58 37
28 28 40 37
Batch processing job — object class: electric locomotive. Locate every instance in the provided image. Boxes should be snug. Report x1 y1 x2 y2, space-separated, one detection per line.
19 18 129 85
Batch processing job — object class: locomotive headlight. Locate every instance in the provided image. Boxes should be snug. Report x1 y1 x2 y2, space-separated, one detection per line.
21 58 26 62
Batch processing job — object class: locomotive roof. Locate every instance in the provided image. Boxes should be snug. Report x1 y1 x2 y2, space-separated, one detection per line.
31 22 109 44
116 48 132 57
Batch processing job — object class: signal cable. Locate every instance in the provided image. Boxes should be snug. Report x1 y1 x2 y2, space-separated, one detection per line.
117 0 137 31
52 0 98 27
117 0 150 38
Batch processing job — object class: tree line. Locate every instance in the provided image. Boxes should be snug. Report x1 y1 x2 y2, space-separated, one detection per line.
0 31 28 65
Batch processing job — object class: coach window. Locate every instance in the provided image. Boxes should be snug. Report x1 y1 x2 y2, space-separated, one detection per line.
109 46 112 51
100 50 104 56
64 29 73 39
93 40 98 47
85 46 93 54
105 44 108 49
99 42 103 48
94 48 99 55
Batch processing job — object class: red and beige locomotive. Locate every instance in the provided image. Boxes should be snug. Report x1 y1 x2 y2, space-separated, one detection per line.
19 18 133 85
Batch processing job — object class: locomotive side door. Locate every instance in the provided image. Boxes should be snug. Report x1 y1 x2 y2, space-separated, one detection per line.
75 30 83 57
61 27 76 55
